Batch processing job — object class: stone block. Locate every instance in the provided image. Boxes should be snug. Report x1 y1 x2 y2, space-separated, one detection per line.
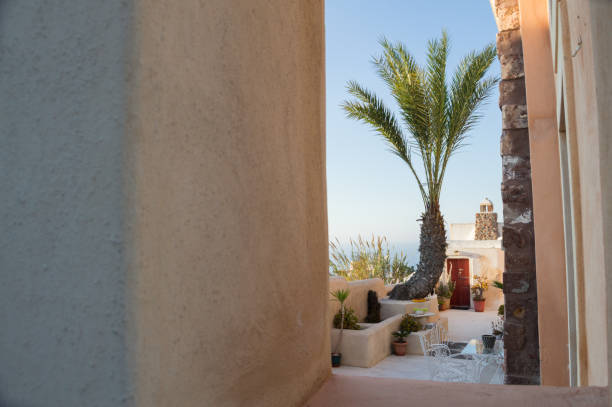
505 374 540 385
501 179 532 204
502 223 534 251
499 55 525 80
502 104 528 129
502 272 536 295
504 248 536 272
506 352 541 377
505 295 539 323
504 320 526 350
497 29 523 57
502 155 531 181
499 78 527 107
493 0 520 31
503 202 533 225
500 128 530 157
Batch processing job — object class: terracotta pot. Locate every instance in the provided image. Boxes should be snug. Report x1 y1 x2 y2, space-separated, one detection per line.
392 341 408 356
474 299 486 312
331 352 342 367
439 297 451 311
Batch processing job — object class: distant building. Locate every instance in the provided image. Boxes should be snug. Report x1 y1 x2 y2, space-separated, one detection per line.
445 199 504 311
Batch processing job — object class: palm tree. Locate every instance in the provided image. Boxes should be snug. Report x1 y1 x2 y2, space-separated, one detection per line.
342 32 498 300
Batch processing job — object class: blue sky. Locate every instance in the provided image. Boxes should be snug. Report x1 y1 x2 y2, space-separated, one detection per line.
325 1 502 264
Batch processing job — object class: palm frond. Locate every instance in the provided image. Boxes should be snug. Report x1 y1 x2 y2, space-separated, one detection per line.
343 33 498 210
342 81 427 201
425 30 449 188
331 289 350 304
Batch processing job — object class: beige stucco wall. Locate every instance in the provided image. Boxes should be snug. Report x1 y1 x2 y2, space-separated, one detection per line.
565 0 611 387
518 0 570 386
548 0 612 387
128 1 328 406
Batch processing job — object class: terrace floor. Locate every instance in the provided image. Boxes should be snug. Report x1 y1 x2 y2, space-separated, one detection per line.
445 308 498 342
333 309 502 383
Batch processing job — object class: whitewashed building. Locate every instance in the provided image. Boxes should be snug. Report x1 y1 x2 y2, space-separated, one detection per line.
445 198 504 311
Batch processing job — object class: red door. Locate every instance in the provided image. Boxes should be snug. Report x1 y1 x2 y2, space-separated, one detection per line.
448 259 470 309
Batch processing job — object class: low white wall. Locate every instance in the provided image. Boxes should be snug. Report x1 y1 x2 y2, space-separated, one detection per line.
380 296 439 321
331 314 403 367
331 315 450 367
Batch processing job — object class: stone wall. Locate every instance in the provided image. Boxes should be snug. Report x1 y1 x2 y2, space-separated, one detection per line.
493 0 541 385
475 212 499 240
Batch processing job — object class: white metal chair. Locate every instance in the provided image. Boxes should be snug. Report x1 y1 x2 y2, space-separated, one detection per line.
418 324 472 382
473 341 504 383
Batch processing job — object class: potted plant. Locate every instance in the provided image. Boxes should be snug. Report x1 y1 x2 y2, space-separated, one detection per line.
435 280 455 311
471 275 489 312
392 314 421 355
435 268 455 311
392 330 410 355
330 289 350 367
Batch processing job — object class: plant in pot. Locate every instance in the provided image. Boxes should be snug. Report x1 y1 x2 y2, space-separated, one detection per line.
392 330 410 355
330 289 350 367
435 280 455 311
471 275 489 312
392 314 421 355
435 267 455 310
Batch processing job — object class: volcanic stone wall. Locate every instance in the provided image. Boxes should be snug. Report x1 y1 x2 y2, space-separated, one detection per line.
493 0 541 385
475 212 498 240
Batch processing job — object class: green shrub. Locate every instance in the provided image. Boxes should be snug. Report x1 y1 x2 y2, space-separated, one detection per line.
399 314 421 334
333 307 360 330
498 304 505 316
329 235 415 284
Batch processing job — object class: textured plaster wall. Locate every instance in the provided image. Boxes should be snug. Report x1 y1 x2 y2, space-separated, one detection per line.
128 1 328 406
0 1 133 406
518 0 569 386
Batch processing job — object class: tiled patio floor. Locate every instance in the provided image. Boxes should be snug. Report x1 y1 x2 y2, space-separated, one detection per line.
444 308 498 342
333 354 504 384
333 309 504 383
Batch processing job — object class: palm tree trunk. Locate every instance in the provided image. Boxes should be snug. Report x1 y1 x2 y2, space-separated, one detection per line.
389 204 447 300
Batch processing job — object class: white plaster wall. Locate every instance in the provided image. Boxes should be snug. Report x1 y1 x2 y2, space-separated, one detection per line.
449 222 503 241
449 223 475 240
0 2 133 407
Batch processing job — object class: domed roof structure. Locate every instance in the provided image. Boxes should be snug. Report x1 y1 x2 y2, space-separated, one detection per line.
480 197 493 206
479 197 494 213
